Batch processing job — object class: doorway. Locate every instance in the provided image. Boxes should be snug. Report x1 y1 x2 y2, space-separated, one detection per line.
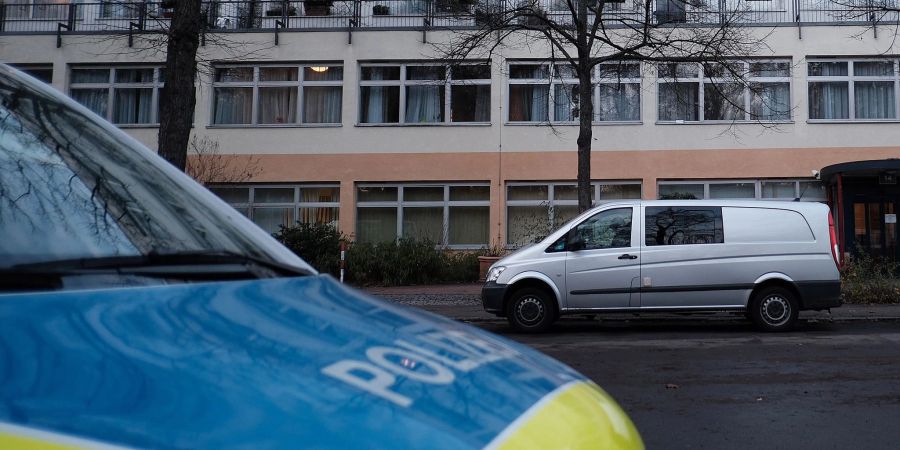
852 197 898 260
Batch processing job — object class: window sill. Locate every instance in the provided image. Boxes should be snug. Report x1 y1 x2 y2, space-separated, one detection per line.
504 121 643 126
206 123 342 129
116 124 160 128
807 119 900 124
354 122 492 127
655 120 795 125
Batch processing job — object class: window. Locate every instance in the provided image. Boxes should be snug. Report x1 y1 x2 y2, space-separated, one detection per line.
573 208 633 250
645 206 724 246
658 179 826 201
808 60 899 120
356 184 490 247
69 66 164 125
508 61 641 123
100 1 143 18
506 181 642 246
209 184 340 234
12 64 53 84
359 63 490 124
658 60 791 122
4 0 71 19
212 64 343 126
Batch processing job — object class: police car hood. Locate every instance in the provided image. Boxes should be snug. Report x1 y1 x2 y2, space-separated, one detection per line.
0 276 641 449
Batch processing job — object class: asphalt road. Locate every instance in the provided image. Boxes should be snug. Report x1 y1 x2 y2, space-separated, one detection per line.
474 319 900 450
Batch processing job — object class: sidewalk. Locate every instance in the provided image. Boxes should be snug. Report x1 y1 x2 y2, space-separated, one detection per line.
363 284 900 323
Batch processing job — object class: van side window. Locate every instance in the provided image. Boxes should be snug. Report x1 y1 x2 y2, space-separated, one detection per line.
574 208 632 250
645 206 724 246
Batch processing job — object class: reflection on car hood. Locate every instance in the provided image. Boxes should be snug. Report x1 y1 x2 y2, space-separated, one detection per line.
0 277 641 449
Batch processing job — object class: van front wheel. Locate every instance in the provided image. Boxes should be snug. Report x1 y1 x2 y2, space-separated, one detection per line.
506 288 556 333
750 287 799 332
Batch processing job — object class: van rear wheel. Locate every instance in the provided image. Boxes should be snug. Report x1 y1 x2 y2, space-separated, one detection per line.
749 286 799 332
506 288 556 333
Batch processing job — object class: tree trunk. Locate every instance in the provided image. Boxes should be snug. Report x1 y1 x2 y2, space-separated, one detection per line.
576 56 594 213
575 1 592 213
157 0 202 171
576 70 593 213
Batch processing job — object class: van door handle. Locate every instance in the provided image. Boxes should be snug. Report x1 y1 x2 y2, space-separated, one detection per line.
618 254 638 260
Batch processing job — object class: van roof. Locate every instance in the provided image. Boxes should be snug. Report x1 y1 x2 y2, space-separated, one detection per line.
595 199 828 213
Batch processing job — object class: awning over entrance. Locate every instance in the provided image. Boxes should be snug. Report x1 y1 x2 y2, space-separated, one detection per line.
821 159 900 183
820 159 899 260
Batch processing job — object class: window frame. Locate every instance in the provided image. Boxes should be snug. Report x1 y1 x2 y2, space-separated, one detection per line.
12 64 53 84
656 59 793 123
68 65 165 127
4 0 73 19
644 205 725 247
505 181 642 246
210 63 344 128
356 182 491 248
572 207 635 251
657 179 827 201
209 184 341 233
807 58 900 122
357 62 492 126
506 61 642 124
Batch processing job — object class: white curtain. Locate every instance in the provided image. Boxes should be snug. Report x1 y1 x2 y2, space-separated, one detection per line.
4 0 24 18
597 83 640 121
113 88 152 124
71 89 108 118
809 82 849 119
554 84 578 122
258 87 298 124
34 0 70 19
363 87 384 123
405 85 443 123
750 82 790 120
448 206 489 245
855 81 895 119
472 85 490 121
213 88 253 124
658 82 698 121
704 82 744 121
356 208 397 243
709 183 755 199
450 85 490 122
304 86 342 123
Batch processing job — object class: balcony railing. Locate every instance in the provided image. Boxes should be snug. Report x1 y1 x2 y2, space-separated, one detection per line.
0 0 897 34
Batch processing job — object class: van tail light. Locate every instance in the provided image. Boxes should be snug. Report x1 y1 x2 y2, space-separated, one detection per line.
828 213 841 269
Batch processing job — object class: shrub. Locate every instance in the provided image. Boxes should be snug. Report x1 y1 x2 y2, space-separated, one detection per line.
274 222 345 277
440 251 480 283
274 226 481 286
841 251 900 304
345 239 479 286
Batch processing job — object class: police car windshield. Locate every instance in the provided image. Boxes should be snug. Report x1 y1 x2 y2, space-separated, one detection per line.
0 65 309 272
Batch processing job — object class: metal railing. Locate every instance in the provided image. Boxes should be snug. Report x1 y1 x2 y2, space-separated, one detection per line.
0 0 897 34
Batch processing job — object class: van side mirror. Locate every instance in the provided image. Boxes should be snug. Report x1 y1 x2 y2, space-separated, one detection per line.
567 229 585 251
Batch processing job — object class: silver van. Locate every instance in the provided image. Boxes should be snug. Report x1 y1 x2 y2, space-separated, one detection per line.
482 200 842 332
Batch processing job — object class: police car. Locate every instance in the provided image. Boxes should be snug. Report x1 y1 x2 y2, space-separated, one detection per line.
0 64 643 449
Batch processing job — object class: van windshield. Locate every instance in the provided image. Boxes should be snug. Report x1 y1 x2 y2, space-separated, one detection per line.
0 66 306 272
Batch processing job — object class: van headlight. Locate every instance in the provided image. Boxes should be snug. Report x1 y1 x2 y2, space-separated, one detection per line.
486 266 506 283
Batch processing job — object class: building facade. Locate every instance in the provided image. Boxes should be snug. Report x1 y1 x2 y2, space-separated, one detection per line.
2 0 898 258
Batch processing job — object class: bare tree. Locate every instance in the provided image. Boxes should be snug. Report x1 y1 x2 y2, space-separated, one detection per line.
73 1 274 172
437 0 770 212
186 136 262 186
828 0 900 44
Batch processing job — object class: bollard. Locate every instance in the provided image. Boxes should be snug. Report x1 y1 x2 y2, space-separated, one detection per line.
340 242 346 283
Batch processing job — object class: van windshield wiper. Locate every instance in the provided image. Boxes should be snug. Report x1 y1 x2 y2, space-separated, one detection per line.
4 250 313 279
